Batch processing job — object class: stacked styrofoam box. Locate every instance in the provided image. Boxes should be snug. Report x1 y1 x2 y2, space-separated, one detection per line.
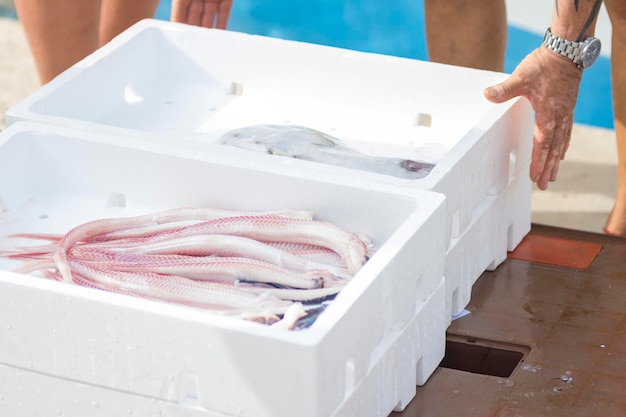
5 19 535 320
0 277 446 417
0 122 447 417
2 18 535 413
444 160 532 317
442 95 535 317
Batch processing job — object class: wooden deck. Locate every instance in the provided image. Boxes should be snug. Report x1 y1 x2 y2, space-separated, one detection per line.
395 225 626 416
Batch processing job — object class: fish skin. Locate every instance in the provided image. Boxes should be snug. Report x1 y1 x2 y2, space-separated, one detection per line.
78 255 325 290
88 215 369 276
83 234 353 278
68 260 294 313
53 208 314 282
218 124 435 179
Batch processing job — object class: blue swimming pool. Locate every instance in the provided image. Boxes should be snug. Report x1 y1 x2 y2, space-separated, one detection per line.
155 0 613 130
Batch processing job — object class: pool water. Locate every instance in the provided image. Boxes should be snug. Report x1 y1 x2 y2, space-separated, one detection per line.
155 0 613 130
0 6 16 19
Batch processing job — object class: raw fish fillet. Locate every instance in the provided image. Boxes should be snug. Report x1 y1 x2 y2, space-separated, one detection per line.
218 124 435 179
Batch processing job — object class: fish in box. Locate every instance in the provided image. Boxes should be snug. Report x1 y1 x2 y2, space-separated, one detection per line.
2 205 377 329
218 124 435 179
0 122 448 417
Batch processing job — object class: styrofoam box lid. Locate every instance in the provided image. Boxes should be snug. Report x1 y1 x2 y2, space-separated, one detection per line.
6 19 526 183
0 121 447 416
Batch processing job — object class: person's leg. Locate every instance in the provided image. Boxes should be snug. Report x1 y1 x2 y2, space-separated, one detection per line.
98 0 159 46
14 0 101 84
424 0 507 72
603 0 626 236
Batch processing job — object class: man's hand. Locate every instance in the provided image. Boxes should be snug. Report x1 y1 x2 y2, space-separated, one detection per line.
484 46 583 190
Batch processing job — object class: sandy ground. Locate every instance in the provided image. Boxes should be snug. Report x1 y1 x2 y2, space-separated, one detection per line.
0 16 619 235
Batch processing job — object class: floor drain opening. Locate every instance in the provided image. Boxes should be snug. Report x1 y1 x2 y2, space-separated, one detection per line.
440 333 530 378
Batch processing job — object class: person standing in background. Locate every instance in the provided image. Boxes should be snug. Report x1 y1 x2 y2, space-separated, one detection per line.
424 0 626 236
14 0 233 84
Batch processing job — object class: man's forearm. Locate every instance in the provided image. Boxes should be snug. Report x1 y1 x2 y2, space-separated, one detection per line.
552 0 604 40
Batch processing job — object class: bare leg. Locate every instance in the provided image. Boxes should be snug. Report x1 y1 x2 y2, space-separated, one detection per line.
14 0 101 84
99 0 159 46
424 0 507 72
603 0 626 236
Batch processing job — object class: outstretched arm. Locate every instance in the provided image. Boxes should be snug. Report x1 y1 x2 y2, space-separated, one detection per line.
485 0 603 190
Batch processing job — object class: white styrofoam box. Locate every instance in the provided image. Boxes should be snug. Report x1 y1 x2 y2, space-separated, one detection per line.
0 277 447 417
444 160 532 317
5 18 534 242
0 122 448 417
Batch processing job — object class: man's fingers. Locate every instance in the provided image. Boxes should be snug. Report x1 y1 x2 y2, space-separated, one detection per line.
186 1 204 26
170 0 190 22
483 77 523 104
215 1 232 29
562 121 573 159
201 2 218 27
530 124 550 187
533 127 566 189
172 0 231 28
549 118 572 182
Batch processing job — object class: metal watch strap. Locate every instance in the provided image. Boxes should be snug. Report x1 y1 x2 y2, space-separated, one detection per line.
543 27 585 68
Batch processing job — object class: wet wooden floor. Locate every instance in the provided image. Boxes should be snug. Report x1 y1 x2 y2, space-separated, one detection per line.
394 224 626 417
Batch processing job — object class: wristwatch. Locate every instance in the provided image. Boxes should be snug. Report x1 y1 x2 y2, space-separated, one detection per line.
542 27 601 69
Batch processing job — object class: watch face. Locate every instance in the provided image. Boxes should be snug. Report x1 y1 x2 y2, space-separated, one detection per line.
582 38 602 68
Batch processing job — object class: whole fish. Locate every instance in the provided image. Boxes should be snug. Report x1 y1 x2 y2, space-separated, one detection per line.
218 124 435 179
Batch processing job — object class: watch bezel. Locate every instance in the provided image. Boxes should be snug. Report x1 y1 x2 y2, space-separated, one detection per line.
580 37 602 69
